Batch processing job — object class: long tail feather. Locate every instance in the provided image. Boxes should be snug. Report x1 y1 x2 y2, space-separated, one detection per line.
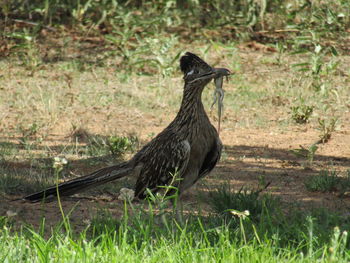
24 162 134 202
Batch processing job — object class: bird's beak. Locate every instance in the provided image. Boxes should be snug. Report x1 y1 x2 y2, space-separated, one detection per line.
189 68 231 83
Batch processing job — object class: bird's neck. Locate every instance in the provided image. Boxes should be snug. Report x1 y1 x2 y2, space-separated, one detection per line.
174 86 208 127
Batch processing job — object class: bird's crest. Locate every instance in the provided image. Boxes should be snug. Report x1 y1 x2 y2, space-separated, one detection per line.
180 52 212 77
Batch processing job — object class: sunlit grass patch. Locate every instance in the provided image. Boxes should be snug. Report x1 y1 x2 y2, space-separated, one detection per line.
1 192 350 262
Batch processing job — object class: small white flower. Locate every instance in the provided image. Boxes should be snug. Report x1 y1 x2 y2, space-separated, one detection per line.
118 188 135 201
83 219 91 225
53 156 68 170
6 210 17 217
230 209 250 219
314 45 322 54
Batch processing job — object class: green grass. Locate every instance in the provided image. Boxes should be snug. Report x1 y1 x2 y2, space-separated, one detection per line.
305 170 340 192
1 188 350 262
206 185 280 222
305 169 350 194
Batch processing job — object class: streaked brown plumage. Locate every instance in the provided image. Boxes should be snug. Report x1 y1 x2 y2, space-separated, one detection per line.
24 52 230 202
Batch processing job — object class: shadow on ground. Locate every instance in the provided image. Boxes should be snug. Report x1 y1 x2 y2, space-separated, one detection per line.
1 136 349 202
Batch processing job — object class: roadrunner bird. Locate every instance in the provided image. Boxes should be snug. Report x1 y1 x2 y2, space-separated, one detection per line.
24 52 230 202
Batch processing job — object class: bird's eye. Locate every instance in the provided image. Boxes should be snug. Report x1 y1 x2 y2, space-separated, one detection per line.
186 69 194 76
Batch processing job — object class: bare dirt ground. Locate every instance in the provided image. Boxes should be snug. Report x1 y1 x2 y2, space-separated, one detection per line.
1 122 349 231
1 47 350 232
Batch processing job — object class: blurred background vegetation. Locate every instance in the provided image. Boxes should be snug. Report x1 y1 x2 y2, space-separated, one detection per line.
1 0 349 74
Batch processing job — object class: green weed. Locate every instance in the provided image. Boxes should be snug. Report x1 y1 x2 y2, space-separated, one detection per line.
305 169 339 192
108 135 138 156
317 117 338 144
291 104 314 124
290 144 318 167
207 184 279 223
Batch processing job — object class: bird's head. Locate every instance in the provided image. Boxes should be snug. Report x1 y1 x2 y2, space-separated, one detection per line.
180 52 230 88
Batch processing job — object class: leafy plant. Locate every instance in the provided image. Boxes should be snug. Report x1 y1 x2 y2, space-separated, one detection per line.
305 170 339 192
291 104 314 124
291 38 340 92
108 135 138 156
290 143 318 166
6 28 42 71
317 117 338 144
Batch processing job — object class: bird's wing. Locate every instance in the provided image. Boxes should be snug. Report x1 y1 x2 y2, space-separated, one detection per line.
134 138 191 198
197 137 222 181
